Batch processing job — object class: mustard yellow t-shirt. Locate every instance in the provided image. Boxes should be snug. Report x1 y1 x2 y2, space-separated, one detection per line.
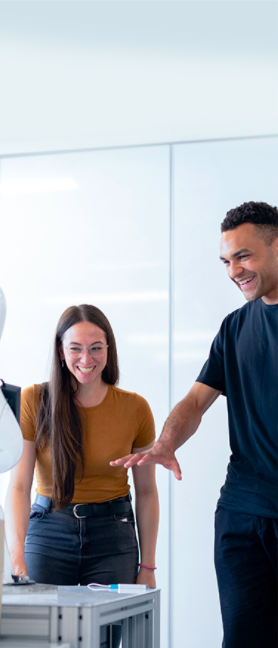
21 384 155 503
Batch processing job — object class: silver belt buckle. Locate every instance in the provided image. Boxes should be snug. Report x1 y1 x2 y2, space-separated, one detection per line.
73 504 88 519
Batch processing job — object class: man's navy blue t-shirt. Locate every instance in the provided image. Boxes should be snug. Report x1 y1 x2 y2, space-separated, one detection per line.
196 298 278 518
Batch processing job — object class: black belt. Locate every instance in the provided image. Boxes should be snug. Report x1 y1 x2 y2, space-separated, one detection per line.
35 493 132 518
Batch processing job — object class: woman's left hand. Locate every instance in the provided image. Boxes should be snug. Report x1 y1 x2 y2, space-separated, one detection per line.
136 567 156 588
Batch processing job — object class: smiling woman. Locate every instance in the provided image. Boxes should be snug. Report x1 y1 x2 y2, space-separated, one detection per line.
4 304 159 648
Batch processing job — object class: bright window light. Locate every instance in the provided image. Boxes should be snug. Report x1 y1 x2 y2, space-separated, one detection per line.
128 331 215 344
0 178 79 195
42 291 168 305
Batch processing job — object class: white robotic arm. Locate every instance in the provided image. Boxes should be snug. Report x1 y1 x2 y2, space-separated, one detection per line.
0 388 23 473
0 287 24 605
0 287 23 473
0 287 6 341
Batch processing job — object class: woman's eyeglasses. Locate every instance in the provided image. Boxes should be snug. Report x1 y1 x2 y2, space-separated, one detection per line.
65 345 109 359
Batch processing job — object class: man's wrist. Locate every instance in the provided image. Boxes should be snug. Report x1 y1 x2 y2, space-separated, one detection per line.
157 437 176 454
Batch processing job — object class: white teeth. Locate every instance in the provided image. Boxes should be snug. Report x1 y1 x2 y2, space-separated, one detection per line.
238 277 253 285
77 367 95 373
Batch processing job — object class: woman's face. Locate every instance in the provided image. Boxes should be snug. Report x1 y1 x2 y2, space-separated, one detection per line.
60 321 108 388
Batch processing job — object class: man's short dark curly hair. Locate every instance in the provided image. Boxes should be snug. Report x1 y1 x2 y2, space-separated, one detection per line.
221 201 278 246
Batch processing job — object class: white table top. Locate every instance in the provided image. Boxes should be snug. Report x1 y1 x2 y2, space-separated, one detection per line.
0 641 70 648
2 584 159 608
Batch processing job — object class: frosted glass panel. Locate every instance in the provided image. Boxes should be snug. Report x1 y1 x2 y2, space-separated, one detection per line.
1 135 277 647
0 146 170 646
171 137 278 648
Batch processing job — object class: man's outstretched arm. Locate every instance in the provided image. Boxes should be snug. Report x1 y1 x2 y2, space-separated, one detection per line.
110 382 221 479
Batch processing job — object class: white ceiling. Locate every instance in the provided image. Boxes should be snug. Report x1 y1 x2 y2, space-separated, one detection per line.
0 1 277 155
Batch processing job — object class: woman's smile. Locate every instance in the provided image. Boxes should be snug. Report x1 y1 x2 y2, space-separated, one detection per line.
76 365 96 374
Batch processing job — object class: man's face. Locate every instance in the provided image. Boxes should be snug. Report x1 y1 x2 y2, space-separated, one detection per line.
220 223 278 304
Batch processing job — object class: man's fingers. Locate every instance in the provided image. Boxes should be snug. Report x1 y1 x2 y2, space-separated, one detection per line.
110 455 132 466
110 445 183 480
136 454 154 466
123 454 145 468
172 459 182 480
138 452 182 480
110 454 140 468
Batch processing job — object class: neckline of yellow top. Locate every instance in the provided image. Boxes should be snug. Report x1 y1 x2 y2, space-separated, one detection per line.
75 384 111 410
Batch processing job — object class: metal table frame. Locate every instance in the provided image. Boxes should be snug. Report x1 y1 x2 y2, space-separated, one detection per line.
1 585 160 648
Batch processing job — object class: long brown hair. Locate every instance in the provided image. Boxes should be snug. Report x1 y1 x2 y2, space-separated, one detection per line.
36 304 119 508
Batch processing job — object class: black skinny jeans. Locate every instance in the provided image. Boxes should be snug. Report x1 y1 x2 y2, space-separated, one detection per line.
25 493 139 647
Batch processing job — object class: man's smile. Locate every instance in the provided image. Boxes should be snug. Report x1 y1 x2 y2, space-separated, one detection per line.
236 276 255 287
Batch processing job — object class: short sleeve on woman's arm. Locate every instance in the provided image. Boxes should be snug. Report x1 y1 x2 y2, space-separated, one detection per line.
20 385 40 442
133 395 156 449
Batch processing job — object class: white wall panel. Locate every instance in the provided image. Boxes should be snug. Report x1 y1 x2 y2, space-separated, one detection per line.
1 135 277 647
0 146 170 646
171 137 278 647
0 2 277 155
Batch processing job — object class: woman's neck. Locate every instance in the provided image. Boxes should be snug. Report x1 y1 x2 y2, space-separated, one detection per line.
74 379 109 408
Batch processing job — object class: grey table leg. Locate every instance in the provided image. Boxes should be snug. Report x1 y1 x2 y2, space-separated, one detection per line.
153 590 160 648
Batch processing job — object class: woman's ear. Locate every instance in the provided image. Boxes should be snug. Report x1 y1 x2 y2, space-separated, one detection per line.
58 343 65 361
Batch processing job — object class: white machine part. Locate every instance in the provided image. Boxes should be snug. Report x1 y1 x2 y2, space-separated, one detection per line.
0 287 24 628
0 287 23 473
0 389 23 474
0 288 6 341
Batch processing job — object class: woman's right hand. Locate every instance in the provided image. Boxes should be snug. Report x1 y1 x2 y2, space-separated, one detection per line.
10 551 27 576
12 558 28 577
10 548 28 577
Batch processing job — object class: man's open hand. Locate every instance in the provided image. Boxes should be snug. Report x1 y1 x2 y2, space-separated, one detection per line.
110 440 182 480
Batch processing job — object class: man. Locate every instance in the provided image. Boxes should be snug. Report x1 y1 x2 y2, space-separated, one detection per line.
111 201 278 648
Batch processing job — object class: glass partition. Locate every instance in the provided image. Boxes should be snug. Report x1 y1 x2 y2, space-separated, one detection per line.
0 145 170 645
0 134 277 647
171 136 278 647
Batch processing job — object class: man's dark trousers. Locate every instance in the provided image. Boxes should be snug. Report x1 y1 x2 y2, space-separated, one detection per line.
215 506 278 648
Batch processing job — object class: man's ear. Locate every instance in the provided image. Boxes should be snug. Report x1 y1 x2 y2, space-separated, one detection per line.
274 235 278 259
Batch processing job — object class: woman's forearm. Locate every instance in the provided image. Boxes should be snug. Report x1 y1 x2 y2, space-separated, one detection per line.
135 488 159 566
5 485 31 574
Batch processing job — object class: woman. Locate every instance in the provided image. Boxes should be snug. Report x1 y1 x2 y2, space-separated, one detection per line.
5 304 159 601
